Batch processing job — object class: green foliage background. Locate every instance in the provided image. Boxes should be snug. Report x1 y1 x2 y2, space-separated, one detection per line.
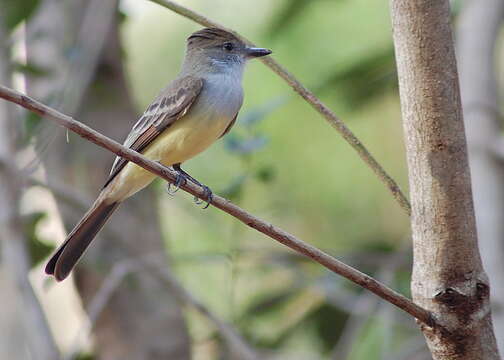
8 0 427 358
117 0 416 358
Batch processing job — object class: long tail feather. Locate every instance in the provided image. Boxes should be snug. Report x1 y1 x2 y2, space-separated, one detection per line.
45 198 120 281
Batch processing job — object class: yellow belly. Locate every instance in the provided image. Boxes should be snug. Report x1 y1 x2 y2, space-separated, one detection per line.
105 112 231 201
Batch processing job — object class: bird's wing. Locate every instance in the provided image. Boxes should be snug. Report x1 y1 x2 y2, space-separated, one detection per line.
219 111 239 138
103 76 204 187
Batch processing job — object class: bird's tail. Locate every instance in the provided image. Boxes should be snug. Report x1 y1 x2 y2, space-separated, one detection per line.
45 196 120 281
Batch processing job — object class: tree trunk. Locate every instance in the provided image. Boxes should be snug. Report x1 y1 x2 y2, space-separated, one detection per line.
389 0 500 359
26 1 191 358
0 15 60 360
457 0 504 352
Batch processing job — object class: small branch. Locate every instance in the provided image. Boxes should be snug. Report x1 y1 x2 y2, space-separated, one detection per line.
0 85 433 327
147 0 411 216
137 256 260 360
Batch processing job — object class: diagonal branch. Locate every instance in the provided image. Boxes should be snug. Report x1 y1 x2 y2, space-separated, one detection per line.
0 85 432 327
147 0 411 216
30 177 260 360
137 256 260 360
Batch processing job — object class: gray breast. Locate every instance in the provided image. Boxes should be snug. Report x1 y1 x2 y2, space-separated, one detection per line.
196 72 244 120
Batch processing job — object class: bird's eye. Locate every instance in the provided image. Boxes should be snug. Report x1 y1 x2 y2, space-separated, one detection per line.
223 42 234 51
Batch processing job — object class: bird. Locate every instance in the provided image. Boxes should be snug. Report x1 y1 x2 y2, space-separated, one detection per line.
45 28 272 281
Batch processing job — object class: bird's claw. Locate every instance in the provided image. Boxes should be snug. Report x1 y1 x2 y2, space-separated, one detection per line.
194 185 213 209
168 164 212 208
165 173 186 196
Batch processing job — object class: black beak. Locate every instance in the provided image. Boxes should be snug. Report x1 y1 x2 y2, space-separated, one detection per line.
246 47 272 58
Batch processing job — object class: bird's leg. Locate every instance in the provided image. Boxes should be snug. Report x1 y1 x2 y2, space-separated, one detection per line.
172 163 213 209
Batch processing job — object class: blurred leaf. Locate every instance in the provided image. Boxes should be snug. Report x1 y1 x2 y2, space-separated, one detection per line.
267 0 343 37
310 303 349 352
118 7 128 24
244 289 297 318
357 240 396 253
74 352 95 360
395 269 412 298
13 61 51 77
4 0 40 30
255 165 275 183
23 211 55 268
281 288 326 326
348 319 385 360
319 47 397 107
22 111 42 143
450 0 463 19
224 135 268 155
241 287 329 349
237 289 299 349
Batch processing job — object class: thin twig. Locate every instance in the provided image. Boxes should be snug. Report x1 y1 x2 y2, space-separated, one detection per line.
0 85 434 328
147 0 411 216
138 255 260 360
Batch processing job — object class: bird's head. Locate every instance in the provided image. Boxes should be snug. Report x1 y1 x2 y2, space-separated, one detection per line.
185 28 271 72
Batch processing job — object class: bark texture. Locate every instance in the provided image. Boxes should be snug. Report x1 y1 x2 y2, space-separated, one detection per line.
26 1 191 358
457 0 504 352
389 0 500 359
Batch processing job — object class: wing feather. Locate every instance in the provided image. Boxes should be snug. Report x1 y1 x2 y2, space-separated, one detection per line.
219 112 239 138
103 76 203 187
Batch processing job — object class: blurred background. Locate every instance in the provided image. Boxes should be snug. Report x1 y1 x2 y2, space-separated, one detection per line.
0 0 503 359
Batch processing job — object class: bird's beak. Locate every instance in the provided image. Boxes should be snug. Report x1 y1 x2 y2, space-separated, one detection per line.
245 47 272 58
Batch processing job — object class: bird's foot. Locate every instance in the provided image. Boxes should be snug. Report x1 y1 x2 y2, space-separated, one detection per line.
172 164 213 209
166 171 187 196
193 185 213 209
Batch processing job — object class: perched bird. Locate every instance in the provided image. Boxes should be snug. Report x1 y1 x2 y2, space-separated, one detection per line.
46 28 271 281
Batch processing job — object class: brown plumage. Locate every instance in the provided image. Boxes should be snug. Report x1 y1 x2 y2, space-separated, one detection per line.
45 198 119 280
104 76 203 187
187 28 242 46
46 76 203 281
45 27 271 281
